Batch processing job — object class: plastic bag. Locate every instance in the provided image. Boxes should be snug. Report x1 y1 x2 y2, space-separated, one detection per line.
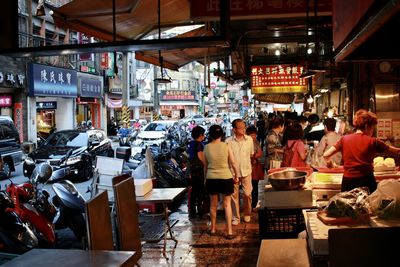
325 188 370 220
368 179 400 219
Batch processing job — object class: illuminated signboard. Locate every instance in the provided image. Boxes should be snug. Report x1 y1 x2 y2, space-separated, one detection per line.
191 0 332 19
160 90 196 101
251 65 308 94
0 95 12 107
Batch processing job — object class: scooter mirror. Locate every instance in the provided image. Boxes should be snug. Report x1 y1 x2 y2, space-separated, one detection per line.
31 162 53 183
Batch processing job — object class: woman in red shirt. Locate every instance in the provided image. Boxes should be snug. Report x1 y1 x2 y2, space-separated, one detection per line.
324 109 400 193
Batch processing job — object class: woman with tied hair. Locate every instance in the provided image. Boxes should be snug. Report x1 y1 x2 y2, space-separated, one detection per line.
324 109 400 193
204 124 240 239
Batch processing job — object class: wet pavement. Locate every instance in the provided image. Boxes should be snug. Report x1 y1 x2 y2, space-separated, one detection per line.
55 192 261 267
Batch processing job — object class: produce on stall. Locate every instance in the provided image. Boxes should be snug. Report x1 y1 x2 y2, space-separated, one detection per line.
317 188 370 225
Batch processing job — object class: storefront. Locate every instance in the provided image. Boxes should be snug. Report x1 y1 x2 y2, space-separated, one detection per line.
159 89 198 119
0 57 27 142
28 63 77 141
106 76 123 125
76 72 104 129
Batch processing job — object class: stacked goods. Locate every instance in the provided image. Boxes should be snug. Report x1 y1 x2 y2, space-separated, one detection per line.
373 156 396 172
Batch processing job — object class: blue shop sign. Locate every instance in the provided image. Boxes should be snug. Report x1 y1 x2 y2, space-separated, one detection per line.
78 73 103 98
28 63 77 97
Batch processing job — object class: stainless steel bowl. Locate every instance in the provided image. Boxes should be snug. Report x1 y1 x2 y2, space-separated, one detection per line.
267 170 307 190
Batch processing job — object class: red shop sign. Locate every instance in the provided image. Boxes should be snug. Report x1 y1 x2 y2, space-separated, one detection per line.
0 95 12 107
250 65 308 94
191 0 332 20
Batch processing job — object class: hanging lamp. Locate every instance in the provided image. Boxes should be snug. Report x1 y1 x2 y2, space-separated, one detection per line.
154 0 171 84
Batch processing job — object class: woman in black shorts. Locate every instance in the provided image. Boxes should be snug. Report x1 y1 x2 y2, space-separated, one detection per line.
204 125 240 239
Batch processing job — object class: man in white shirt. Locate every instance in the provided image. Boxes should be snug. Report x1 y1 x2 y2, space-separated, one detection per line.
226 119 254 225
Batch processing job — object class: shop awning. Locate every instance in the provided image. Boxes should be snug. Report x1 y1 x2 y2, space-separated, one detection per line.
52 0 191 42
254 94 295 104
135 26 220 71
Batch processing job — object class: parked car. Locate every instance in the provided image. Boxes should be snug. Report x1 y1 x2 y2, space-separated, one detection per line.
0 116 23 178
134 120 177 147
178 114 206 125
23 129 114 181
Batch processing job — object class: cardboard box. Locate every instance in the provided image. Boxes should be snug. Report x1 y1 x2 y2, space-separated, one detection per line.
134 178 153 196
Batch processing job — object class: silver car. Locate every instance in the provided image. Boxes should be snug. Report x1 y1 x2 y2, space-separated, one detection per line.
134 120 177 147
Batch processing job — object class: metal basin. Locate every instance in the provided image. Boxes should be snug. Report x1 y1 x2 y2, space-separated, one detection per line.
267 170 307 190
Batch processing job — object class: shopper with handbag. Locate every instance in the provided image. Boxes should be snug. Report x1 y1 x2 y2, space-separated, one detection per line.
282 123 308 167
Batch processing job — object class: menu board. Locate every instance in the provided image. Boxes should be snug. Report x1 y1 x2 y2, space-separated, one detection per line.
392 120 400 137
377 119 392 139
250 65 308 94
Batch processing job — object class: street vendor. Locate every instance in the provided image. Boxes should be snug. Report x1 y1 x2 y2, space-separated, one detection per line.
323 109 400 193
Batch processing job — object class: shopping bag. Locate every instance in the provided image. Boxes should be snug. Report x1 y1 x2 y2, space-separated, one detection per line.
368 179 400 219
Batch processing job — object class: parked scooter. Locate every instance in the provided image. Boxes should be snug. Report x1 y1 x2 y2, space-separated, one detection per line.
50 167 86 243
33 156 86 243
5 163 57 247
0 191 39 252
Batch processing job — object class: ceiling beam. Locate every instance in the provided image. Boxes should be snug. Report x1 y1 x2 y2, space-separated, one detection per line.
0 36 230 58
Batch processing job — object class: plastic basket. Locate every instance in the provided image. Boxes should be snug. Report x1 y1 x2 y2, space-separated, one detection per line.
258 208 305 239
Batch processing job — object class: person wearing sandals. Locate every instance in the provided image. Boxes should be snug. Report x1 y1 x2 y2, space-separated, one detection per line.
204 125 240 239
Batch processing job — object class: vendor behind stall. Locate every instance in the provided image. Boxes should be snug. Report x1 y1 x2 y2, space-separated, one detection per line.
323 109 400 193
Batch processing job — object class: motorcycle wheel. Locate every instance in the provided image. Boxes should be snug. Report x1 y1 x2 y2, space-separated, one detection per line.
2 161 12 178
69 214 86 242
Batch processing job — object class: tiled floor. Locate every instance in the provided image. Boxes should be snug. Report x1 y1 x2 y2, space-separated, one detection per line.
49 191 262 267
137 195 261 267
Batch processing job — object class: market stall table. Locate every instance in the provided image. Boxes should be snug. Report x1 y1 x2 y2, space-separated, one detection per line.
136 187 186 258
1 249 139 267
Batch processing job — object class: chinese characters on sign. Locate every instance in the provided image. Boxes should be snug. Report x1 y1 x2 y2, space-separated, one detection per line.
250 65 308 94
0 95 12 107
160 90 196 101
0 71 25 87
28 63 77 97
36 101 57 110
191 0 332 19
78 73 103 98
80 79 102 97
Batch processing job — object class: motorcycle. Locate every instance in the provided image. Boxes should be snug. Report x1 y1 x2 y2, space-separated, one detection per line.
0 191 39 252
119 135 132 147
5 163 57 247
